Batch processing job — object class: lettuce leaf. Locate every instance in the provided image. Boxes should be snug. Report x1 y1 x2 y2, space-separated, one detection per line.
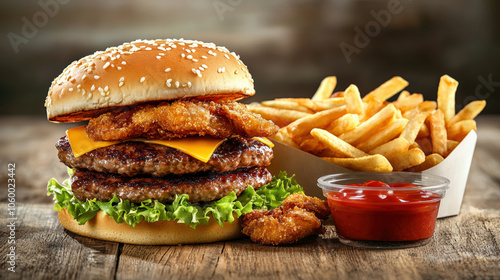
47 169 303 228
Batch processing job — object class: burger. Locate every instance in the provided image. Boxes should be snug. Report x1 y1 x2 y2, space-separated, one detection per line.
45 39 302 245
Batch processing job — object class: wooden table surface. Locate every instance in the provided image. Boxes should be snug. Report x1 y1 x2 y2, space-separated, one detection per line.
1 116 499 280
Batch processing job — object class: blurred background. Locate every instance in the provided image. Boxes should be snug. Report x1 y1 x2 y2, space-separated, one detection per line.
0 0 499 115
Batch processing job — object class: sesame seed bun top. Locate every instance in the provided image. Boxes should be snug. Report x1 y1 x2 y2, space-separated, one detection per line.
45 39 255 123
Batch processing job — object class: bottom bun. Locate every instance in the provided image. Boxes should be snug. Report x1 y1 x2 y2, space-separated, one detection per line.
58 209 243 245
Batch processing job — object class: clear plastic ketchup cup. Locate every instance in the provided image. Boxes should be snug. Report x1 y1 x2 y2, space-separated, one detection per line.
317 172 450 249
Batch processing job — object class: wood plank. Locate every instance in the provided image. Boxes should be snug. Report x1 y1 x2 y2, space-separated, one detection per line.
115 242 225 280
0 204 119 280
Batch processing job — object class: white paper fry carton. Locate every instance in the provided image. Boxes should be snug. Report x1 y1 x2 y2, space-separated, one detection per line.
268 131 477 218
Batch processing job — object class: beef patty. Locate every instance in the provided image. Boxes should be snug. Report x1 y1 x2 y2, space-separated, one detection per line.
71 167 272 203
57 136 273 176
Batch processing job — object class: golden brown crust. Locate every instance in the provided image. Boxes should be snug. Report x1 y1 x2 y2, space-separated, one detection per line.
46 39 255 123
57 209 243 245
86 100 279 141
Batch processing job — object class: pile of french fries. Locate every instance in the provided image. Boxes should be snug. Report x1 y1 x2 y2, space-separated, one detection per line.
249 75 486 172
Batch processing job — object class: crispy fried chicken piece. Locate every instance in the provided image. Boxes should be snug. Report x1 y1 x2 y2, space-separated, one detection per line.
86 100 279 141
241 193 330 245
280 193 331 219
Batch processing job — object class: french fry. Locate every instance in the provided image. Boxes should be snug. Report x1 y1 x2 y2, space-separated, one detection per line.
393 93 424 111
299 138 325 154
312 76 337 101
397 90 411 100
331 91 344 98
446 140 459 156
327 114 359 136
286 106 347 138
311 128 368 158
369 137 410 160
362 76 409 102
321 155 393 172
261 100 314 113
447 100 486 128
418 101 437 112
417 122 430 138
448 120 477 141
416 137 433 155
271 130 300 149
407 153 444 172
361 99 385 121
247 104 312 127
437 75 458 123
409 141 422 150
356 118 408 152
340 104 397 145
401 111 429 143
429 109 447 156
309 98 345 112
344 84 364 115
391 148 426 171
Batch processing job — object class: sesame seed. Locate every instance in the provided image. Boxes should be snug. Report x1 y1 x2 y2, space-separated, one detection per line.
104 86 109 92
122 61 126 65
91 85 96 91
192 59 198 62
201 56 208 59
171 45 177 48
199 67 204 71
119 82 124 87
192 68 197 75
181 53 185 58
187 55 193 59
119 77 125 82
117 66 122 70
158 53 165 56
225 54 230 59
105 96 110 101
191 49 196 53
140 77 145 83
94 75 100 79
68 88 73 92
145 47 152 51
186 49 191 53
202 64 208 68
175 81 180 88
156 56 161 59
166 48 171 51
187 81 192 88
77 84 81 89
103 62 110 69
165 68 171 72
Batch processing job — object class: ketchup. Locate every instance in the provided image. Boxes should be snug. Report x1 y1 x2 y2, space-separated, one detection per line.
327 180 442 242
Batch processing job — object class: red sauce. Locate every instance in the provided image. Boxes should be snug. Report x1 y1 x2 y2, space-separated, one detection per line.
327 180 441 242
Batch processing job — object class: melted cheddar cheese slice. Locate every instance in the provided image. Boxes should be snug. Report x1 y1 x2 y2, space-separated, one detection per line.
66 125 273 163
